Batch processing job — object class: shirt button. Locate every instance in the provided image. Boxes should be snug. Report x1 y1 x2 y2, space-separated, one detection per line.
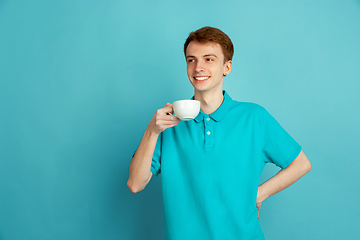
206 117 210 121
207 131 211 135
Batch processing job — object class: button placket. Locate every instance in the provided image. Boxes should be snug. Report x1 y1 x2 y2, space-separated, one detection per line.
204 115 214 149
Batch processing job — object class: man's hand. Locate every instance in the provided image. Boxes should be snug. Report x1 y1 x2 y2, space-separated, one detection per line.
148 103 181 134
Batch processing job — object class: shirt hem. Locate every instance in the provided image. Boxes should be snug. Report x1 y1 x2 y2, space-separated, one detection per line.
279 145 302 169
150 166 160 176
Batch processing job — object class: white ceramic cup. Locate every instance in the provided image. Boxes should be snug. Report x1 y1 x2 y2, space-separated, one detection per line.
173 100 200 121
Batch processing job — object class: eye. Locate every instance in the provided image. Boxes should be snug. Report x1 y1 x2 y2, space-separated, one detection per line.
187 59 195 63
206 58 214 62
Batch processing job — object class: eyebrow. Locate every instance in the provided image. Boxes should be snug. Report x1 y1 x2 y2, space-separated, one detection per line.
186 54 218 59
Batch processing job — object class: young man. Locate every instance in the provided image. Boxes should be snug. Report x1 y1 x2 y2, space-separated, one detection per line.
128 27 311 240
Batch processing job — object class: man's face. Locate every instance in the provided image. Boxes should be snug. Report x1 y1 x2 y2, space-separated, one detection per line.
185 41 232 94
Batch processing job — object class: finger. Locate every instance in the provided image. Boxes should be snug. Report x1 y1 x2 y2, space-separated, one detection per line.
158 114 180 121
164 122 180 129
164 105 174 114
156 121 180 132
156 106 173 116
159 105 172 113
156 119 180 126
160 106 175 116
165 114 180 121
164 103 174 112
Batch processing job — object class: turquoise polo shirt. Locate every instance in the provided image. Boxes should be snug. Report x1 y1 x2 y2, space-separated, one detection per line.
150 91 302 240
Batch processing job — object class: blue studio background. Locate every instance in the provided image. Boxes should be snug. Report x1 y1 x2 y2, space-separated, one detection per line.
1 0 359 239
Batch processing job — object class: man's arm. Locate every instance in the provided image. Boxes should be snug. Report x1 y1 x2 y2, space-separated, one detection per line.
256 150 311 217
127 129 158 193
127 103 180 193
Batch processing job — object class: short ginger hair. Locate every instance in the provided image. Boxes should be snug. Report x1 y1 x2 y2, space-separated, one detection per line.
184 26 234 63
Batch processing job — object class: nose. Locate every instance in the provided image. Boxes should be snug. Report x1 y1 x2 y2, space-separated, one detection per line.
195 61 204 72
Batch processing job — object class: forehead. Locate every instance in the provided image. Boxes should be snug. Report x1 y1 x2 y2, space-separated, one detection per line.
186 41 224 59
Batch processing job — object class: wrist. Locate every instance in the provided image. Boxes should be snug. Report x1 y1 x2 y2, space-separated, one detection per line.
257 184 269 203
145 126 160 139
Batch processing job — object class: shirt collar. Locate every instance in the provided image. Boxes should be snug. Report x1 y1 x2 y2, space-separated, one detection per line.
193 90 233 123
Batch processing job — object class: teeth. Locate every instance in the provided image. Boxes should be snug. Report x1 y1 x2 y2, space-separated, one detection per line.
195 77 209 81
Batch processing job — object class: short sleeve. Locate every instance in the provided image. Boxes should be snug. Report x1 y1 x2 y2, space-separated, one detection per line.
262 109 302 169
150 132 162 176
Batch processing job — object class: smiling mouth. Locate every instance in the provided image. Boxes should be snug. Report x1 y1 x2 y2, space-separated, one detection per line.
194 76 210 81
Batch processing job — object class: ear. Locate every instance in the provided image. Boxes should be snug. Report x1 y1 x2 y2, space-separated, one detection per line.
223 60 232 76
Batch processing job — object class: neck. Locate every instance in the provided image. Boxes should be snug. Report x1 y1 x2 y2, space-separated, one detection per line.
194 89 224 115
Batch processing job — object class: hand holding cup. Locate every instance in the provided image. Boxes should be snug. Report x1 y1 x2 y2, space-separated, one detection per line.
148 103 181 134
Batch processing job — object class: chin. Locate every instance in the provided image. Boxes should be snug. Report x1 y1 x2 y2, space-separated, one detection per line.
190 82 207 91
194 87 210 93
